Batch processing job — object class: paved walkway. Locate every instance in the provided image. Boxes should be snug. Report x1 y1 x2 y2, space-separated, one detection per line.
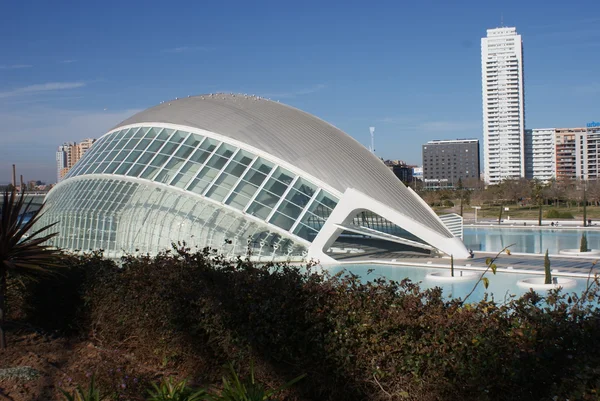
335 251 598 278
467 219 600 229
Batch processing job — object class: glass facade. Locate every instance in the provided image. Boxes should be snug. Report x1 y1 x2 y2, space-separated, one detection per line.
39 126 340 259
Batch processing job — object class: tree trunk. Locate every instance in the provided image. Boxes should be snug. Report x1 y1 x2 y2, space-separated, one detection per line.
0 269 6 349
538 204 542 226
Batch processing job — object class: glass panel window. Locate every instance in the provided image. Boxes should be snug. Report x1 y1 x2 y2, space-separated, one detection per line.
225 192 252 210
187 175 213 195
173 145 194 160
246 200 273 220
124 150 142 163
293 223 318 241
189 148 212 164
242 169 268 186
199 138 218 152
115 162 133 175
126 164 145 177
293 178 316 197
136 152 155 166
183 134 201 148
147 139 166 153
251 189 280 210
284 188 311 209
214 143 236 158
159 141 179 156
223 160 248 178
205 155 228 170
253 158 274 174
271 168 294 186
205 182 231 202
262 176 289 197
233 150 254 166
103 160 123 174
274 200 303 221
205 172 238 202
230 180 259 198
169 130 187 143
299 211 326 231
269 212 295 231
171 162 201 188
154 158 185 183
135 138 152 151
195 165 220 184
149 154 171 168
143 127 160 140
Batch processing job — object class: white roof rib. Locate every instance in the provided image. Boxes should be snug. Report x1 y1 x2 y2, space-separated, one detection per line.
114 94 452 237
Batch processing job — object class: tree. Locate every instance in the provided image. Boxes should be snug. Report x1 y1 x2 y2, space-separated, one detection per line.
580 233 588 253
456 178 469 217
544 249 551 285
531 179 545 226
0 189 59 348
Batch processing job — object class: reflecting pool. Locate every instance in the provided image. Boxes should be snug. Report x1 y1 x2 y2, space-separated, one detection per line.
463 227 600 254
327 263 592 302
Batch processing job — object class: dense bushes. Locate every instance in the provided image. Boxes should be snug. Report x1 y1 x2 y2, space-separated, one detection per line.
545 208 574 219
12 247 600 401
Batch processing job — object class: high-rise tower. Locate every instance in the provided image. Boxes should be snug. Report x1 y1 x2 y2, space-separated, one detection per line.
481 27 525 185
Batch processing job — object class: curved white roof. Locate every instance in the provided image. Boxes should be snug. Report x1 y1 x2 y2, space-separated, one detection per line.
115 93 451 236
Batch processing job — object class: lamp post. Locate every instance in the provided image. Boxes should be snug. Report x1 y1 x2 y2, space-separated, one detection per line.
583 179 588 227
472 206 481 223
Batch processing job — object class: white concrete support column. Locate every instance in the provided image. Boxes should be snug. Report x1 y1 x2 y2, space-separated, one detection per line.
307 188 471 263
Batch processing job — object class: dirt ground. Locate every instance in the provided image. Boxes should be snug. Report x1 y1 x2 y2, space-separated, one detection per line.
0 330 162 401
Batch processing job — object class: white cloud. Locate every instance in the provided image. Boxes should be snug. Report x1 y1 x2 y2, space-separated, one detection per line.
261 84 326 99
0 64 32 69
0 82 86 98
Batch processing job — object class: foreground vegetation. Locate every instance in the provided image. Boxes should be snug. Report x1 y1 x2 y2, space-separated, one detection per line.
2 246 599 400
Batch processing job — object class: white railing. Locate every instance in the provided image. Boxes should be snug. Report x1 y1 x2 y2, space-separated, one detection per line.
439 213 463 239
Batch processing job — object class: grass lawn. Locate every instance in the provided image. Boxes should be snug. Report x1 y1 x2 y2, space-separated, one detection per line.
435 202 600 220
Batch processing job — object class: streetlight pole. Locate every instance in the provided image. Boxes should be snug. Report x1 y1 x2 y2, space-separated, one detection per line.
583 180 588 227
472 206 481 223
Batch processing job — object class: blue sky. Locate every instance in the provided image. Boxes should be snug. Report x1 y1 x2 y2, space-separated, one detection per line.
1 0 599 183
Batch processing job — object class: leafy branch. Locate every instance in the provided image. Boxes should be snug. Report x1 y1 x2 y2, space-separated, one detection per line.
460 244 515 305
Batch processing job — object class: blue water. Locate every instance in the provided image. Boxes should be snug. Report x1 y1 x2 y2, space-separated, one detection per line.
327 264 592 303
463 227 600 255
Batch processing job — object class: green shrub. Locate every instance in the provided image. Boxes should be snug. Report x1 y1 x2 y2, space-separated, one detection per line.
581 233 589 252
147 377 206 401
60 375 105 401
207 361 305 401
545 209 574 219
18 246 600 401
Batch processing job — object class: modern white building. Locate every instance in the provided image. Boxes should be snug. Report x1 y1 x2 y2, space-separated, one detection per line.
525 128 555 183
481 27 525 185
34 94 470 263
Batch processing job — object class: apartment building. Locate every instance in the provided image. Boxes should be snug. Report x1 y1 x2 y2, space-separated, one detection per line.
481 27 525 185
56 139 97 182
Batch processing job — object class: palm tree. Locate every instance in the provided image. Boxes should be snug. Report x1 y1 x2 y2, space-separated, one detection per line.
0 189 59 348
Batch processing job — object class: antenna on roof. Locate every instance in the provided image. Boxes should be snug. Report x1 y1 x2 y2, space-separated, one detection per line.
500 12 504 27
369 127 375 154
